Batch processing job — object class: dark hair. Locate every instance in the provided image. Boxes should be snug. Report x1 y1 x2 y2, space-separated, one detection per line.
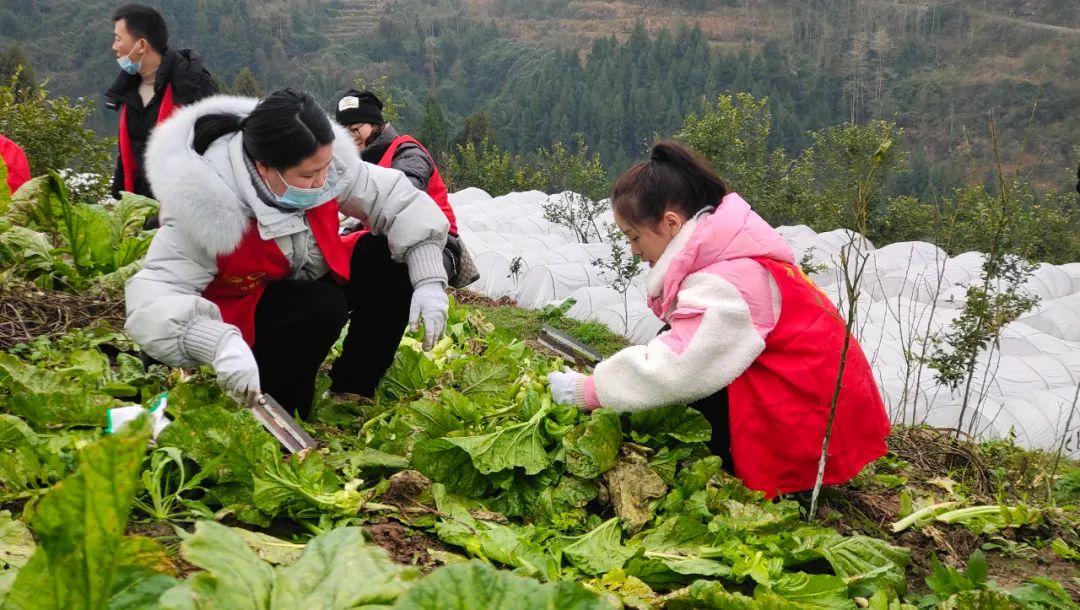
112 4 169 54
612 141 729 226
192 88 336 169
364 124 384 148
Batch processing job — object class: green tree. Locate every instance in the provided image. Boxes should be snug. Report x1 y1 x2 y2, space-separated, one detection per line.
0 45 36 92
534 136 609 202
354 76 401 125
231 67 262 97
453 111 495 149
925 122 1041 438
536 136 611 243
793 121 907 237
441 137 544 196
592 222 642 334
678 93 774 208
417 93 450 159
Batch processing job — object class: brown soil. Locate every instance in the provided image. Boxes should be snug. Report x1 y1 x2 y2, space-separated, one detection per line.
367 520 450 571
380 470 433 509
126 520 200 577
449 288 515 308
820 426 1080 597
987 548 1080 599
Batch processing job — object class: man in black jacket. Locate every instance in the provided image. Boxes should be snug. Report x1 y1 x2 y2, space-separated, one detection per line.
106 4 217 226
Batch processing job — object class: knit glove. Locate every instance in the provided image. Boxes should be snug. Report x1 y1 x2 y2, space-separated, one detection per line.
213 333 261 401
409 281 449 351
548 368 587 407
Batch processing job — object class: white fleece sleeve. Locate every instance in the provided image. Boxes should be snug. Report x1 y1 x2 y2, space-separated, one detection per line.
593 272 767 412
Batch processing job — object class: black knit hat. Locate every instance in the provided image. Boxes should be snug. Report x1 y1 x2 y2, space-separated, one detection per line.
336 89 385 126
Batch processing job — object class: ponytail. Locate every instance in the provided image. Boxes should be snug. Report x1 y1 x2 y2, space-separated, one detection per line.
193 113 244 155
190 88 335 169
612 140 729 226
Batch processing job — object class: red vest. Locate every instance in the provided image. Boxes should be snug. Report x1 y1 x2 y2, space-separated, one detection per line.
379 135 457 236
201 200 352 346
727 257 890 497
118 84 176 194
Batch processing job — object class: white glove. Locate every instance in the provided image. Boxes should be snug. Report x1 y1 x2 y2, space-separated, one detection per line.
213 333 261 400
409 281 449 351
548 368 586 406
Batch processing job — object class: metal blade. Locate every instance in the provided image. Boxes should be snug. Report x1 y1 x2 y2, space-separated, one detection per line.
537 325 603 370
249 394 318 453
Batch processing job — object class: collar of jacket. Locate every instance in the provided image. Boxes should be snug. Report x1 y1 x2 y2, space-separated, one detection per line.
240 149 312 240
105 48 205 111
360 123 399 164
645 208 710 298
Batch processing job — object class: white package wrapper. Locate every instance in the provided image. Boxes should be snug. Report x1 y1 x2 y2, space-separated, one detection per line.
106 393 171 441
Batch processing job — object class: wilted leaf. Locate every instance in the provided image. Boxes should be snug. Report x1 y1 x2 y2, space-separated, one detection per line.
603 450 667 534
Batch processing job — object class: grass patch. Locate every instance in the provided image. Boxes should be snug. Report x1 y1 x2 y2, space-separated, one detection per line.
452 291 629 357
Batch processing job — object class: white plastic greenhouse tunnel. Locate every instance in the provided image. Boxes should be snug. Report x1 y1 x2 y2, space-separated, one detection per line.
450 189 1080 456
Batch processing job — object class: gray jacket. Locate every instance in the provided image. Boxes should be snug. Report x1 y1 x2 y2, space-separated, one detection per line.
360 124 434 191
125 95 449 368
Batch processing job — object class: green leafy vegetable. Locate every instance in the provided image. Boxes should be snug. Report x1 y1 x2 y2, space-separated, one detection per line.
393 560 617 610
757 572 852 608
563 517 637 575
443 396 554 475
5 417 175 609
629 405 712 444
0 352 115 427
564 408 622 479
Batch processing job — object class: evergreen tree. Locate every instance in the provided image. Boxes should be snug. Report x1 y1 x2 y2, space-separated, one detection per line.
453 111 495 149
417 93 450 159
231 67 263 97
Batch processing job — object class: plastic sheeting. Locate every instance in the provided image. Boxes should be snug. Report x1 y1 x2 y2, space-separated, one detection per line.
456 190 1080 455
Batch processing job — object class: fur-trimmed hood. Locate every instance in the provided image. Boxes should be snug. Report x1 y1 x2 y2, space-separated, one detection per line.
144 94 361 256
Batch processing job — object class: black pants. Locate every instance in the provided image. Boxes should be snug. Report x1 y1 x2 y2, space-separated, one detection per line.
251 235 413 419
656 323 736 473
690 389 736 475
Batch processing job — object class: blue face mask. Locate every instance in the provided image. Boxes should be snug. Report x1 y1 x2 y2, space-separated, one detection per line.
117 54 140 75
271 169 335 210
117 42 143 75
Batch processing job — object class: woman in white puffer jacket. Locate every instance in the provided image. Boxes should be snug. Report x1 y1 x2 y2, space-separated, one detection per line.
125 88 450 418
